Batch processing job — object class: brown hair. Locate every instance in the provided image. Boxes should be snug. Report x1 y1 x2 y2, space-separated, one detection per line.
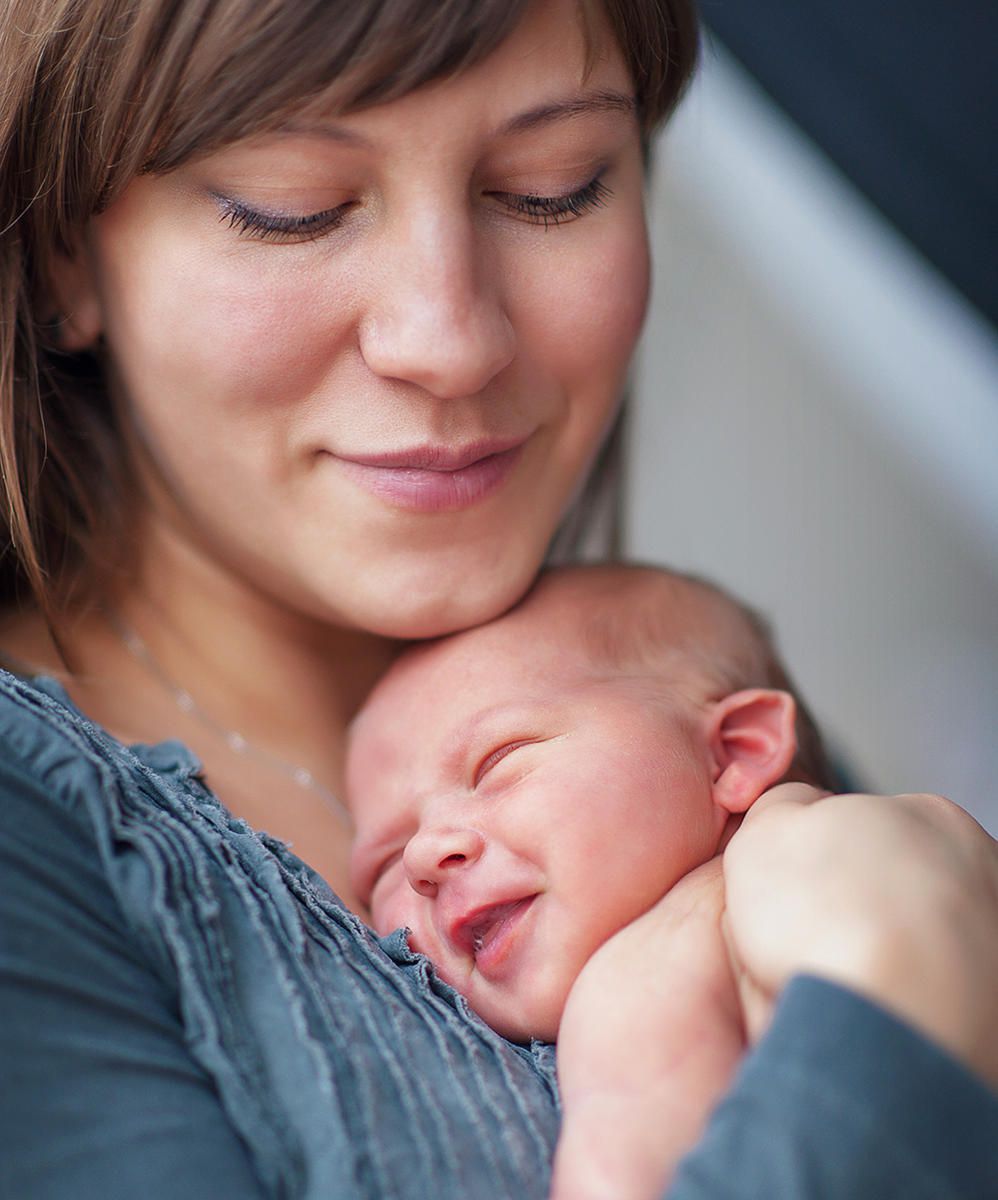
0 0 699 630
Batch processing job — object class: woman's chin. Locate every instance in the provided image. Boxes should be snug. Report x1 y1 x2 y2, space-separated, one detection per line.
340 557 543 642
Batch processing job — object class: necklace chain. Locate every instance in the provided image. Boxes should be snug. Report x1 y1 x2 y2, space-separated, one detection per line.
111 615 351 827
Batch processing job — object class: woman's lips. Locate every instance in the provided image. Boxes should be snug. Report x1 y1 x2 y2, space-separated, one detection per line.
326 438 526 513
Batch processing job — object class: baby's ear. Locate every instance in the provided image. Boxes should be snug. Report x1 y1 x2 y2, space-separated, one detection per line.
708 689 797 815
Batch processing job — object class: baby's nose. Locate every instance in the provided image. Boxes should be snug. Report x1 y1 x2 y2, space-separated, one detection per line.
403 826 485 896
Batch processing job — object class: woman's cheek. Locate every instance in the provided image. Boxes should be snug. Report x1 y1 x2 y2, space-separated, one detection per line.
151 256 350 416
94 190 352 422
517 211 650 391
573 215 650 365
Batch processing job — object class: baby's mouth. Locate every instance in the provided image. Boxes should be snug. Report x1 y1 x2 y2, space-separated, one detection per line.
471 909 506 955
453 897 537 961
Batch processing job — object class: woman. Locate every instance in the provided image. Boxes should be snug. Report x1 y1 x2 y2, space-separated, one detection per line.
1 1 995 1197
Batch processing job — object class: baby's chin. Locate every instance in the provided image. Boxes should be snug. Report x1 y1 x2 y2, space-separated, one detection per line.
384 935 562 1044
366 921 564 1043
470 995 560 1046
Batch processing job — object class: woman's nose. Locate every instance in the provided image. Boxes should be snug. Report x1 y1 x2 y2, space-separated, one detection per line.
358 212 515 399
403 826 486 897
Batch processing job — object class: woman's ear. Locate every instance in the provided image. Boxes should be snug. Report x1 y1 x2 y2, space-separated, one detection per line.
46 238 103 351
708 689 797 815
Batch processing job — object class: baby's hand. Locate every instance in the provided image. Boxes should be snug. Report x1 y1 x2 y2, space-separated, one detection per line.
550 858 744 1200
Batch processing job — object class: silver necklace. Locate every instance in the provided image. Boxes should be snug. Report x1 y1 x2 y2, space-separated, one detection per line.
111 615 351 827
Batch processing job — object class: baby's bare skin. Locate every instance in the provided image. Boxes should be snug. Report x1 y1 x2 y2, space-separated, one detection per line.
348 569 998 1200
552 857 743 1200
347 567 805 1198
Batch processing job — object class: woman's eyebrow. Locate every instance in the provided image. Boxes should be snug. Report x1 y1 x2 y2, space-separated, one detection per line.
497 88 637 136
276 89 636 148
274 120 371 148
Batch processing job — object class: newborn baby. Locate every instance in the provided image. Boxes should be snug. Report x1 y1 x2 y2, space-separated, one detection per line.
347 564 833 1198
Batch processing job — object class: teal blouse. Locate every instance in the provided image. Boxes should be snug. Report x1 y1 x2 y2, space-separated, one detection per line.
1 669 996 1199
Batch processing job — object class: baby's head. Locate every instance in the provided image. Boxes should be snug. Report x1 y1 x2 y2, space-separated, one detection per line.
347 564 831 1043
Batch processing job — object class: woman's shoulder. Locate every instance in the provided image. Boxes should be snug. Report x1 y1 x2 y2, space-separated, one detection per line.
0 668 216 907
0 667 111 820
2 662 207 794
0 664 362 962
0 667 169 1016
0 667 164 824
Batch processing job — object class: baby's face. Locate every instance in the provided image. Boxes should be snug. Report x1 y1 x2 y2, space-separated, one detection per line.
347 605 730 1043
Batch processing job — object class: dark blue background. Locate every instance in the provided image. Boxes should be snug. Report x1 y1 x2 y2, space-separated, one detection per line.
702 1 997 328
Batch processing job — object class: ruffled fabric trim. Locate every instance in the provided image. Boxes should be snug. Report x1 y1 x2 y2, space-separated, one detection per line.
0 669 560 1199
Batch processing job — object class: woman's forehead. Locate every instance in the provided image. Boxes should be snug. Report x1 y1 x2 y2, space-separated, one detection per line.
146 0 601 173
255 0 628 150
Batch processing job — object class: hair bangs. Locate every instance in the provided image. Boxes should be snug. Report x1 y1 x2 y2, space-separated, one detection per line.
122 0 534 177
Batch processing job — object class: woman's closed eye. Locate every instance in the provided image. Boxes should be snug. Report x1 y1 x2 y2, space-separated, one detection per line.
489 172 611 227
214 194 351 243
214 172 612 244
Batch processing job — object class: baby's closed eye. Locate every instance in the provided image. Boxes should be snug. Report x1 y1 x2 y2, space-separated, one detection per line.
473 736 554 790
367 850 408 928
473 739 537 786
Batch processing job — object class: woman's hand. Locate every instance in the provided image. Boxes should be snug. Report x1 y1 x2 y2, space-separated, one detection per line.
722 784 998 1089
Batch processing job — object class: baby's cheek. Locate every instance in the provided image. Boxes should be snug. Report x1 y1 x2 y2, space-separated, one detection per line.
369 878 415 938
371 892 450 980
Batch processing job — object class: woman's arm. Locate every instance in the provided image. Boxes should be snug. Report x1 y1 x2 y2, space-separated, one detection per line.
669 973 998 1199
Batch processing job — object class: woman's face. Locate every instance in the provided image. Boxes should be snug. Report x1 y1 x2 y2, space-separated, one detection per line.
71 0 649 638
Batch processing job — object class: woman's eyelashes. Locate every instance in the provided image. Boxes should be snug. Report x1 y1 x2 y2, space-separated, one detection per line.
488 173 611 228
215 194 350 242
214 172 612 243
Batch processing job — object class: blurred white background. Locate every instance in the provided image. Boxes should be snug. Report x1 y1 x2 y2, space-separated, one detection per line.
628 48 998 833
